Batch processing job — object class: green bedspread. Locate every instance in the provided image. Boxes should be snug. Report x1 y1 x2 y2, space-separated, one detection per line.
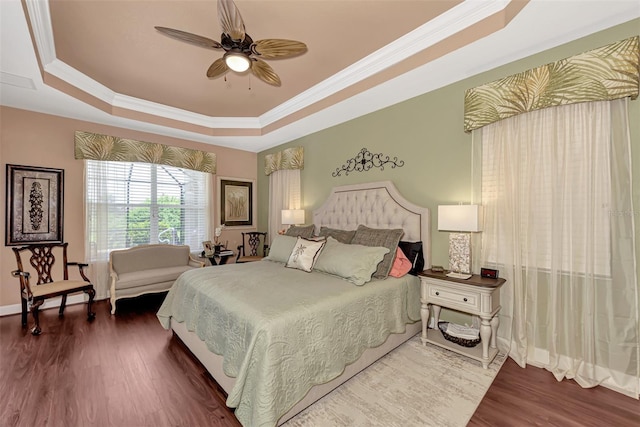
157 260 421 427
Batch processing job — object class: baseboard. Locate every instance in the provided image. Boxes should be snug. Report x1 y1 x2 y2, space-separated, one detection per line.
0 294 100 317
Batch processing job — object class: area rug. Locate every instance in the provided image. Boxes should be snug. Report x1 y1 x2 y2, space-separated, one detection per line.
284 334 506 427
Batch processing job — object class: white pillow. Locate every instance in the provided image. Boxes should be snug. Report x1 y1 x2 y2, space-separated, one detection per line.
265 235 298 263
314 237 389 285
285 237 326 272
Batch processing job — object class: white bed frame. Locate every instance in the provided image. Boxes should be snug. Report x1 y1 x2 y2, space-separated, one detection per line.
170 181 431 425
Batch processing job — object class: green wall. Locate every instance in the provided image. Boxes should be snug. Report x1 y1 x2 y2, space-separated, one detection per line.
258 19 640 276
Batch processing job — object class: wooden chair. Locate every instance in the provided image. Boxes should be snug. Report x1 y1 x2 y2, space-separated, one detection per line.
236 232 268 263
12 242 96 335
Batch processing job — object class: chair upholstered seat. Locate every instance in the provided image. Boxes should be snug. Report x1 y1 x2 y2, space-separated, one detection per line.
27 280 92 298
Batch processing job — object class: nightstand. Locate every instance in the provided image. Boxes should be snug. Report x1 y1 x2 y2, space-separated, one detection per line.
418 269 505 369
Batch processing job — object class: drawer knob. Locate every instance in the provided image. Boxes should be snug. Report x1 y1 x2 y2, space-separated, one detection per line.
435 291 440 296
463 297 468 302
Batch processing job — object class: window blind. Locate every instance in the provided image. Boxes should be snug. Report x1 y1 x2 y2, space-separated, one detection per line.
480 102 612 276
86 160 209 252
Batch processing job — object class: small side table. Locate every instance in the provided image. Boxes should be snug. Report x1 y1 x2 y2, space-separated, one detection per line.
418 269 505 369
201 251 234 266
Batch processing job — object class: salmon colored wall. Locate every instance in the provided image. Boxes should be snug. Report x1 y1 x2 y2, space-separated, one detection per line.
0 106 257 308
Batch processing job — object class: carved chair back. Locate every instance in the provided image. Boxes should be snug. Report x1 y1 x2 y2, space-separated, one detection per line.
12 243 73 289
243 232 267 256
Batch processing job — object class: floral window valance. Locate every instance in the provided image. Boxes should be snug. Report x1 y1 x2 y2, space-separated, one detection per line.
74 131 216 173
264 146 304 176
464 36 639 133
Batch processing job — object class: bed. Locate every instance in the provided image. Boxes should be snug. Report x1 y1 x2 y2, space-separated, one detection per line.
157 181 431 426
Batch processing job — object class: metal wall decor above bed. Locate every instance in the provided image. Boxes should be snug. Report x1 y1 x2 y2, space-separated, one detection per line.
332 147 405 177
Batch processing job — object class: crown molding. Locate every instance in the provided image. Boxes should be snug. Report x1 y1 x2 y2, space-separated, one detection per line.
0 71 36 90
260 0 511 125
25 0 512 132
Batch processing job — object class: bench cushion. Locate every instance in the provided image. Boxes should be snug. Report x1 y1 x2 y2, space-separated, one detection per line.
115 266 195 290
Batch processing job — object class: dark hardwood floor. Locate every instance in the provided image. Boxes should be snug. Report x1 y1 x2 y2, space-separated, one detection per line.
1 295 638 427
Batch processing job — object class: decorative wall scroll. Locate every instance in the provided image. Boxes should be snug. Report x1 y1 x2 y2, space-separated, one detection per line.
332 147 405 177
5 164 64 245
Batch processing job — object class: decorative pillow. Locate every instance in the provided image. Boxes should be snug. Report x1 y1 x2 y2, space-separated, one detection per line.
318 226 356 244
351 225 404 279
285 237 326 272
398 241 425 276
389 247 412 278
314 237 389 285
285 224 315 239
265 235 298 263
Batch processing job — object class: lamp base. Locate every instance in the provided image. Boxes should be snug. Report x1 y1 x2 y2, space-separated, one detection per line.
448 232 471 274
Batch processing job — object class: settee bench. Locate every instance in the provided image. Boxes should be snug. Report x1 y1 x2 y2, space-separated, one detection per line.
109 244 204 314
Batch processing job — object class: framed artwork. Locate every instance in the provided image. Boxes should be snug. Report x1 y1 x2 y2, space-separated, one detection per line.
202 240 214 257
218 177 254 227
5 164 64 245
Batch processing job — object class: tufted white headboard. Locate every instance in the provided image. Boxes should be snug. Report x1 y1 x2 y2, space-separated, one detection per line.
313 181 431 268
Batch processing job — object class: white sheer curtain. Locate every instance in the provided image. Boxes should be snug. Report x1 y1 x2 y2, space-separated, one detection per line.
472 98 639 397
268 169 301 242
83 160 111 299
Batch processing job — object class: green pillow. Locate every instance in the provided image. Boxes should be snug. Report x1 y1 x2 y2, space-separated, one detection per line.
314 237 389 286
264 235 298 263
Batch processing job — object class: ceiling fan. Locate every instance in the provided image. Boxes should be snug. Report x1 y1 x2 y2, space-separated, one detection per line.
155 0 307 86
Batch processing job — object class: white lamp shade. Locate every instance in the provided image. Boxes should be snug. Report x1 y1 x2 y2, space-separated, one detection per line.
438 205 483 232
282 209 305 225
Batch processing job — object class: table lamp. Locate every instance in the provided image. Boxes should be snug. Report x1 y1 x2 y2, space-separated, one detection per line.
438 205 482 279
281 209 305 228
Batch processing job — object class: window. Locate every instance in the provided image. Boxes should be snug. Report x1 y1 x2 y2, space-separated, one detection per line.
479 102 612 276
86 160 209 252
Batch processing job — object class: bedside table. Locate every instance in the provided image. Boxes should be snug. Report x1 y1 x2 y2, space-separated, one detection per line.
418 269 505 369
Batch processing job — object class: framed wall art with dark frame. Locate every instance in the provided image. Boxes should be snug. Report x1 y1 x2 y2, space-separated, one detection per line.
5 164 64 246
217 177 254 227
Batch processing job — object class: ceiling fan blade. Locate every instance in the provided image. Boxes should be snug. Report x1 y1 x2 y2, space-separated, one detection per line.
155 26 222 50
251 59 281 86
217 0 245 42
207 58 229 79
252 39 308 59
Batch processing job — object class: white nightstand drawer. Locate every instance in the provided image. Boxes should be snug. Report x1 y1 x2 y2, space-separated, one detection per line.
428 285 480 311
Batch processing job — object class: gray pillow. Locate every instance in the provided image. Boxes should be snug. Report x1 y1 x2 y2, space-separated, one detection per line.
314 237 389 285
284 224 315 239
264 235 298 263
318 226 356 244
351 225 404 279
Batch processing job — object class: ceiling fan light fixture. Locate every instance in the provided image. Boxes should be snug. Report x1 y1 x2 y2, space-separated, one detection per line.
224 52 251 72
